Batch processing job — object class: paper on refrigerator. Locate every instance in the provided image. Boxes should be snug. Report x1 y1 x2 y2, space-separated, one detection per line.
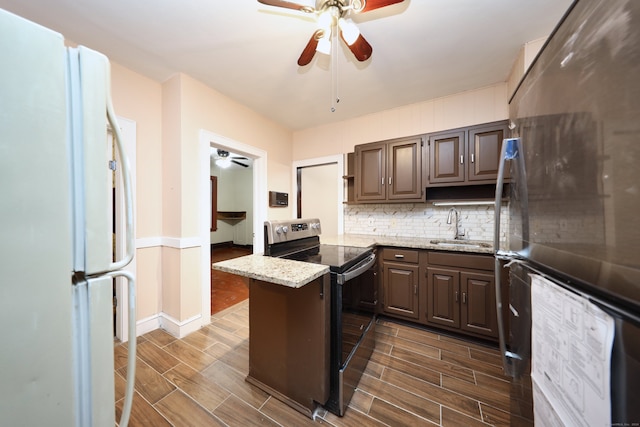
530 274 614 427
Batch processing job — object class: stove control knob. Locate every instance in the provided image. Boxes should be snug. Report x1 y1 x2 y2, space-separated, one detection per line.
311 222 320 230
276 226 288 234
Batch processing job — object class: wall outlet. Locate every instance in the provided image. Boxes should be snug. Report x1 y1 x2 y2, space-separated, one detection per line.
391 218 397 228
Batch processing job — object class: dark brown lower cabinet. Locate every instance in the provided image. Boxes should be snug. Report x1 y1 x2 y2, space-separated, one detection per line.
460 271 497 337
426 252 498 339
427 267 460 328
382 261 419 320
377 248 499 341
381 248 420 320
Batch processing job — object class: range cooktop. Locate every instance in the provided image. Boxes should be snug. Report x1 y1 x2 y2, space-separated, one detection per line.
284 244 373 273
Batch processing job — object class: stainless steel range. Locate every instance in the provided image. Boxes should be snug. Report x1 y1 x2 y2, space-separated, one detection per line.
264 219 377 416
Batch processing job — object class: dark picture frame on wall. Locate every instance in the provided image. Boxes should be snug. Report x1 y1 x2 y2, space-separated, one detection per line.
211 176 217 232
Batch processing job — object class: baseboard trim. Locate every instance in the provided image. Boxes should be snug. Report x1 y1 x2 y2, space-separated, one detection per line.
160 313 204 338
136 314 161 336
136 236 203 250
135 312 209 339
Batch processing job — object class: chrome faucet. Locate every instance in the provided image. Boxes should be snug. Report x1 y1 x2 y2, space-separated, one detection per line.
446 207 465 240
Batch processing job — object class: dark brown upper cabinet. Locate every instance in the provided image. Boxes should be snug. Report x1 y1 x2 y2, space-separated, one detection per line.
428 130 466 184
354 136 424 203
427 120 509 187
468 122 510 182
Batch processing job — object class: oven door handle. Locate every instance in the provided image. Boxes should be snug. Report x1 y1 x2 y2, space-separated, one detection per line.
337 253 376 285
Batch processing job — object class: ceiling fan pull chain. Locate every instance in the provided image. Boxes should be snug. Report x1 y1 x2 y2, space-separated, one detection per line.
331 20 339 112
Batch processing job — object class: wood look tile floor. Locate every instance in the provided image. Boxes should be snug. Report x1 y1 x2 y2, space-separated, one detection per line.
115 301 527 426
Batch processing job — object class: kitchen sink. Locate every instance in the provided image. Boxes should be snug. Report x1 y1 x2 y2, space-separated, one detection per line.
429 239 492 249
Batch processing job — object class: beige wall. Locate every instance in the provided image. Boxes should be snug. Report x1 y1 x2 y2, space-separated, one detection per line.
152 73 295 328
507 37 547 100
110 63 163 322
292 83 509 161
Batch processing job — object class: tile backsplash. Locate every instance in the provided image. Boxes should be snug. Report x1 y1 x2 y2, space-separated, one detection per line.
344 203 508 243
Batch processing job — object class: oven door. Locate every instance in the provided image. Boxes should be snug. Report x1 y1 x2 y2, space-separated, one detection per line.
327 251 377 416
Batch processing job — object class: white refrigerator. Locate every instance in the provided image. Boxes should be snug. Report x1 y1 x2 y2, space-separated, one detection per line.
0 8 137 427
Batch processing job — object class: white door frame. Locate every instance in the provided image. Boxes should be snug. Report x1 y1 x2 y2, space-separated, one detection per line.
114 116 136 342
199 130 267 324
292 154 344 234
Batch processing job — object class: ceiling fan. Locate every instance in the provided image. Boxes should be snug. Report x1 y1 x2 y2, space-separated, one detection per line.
257 0 405 66
214 149 250 168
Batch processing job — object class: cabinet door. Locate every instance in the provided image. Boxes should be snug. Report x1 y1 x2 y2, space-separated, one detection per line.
382 261 419 319
388 137 423 200
427 267 460 328
355 142 386 201
468 122 509 182
460 271 497 338
428 131 465 185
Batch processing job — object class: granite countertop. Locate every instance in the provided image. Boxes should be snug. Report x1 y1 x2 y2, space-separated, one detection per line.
320 234 494 254
212 254 329 289
212 234 494 289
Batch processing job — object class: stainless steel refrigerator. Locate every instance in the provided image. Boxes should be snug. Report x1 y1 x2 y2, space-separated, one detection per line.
0 8 137 427
494 1 640 426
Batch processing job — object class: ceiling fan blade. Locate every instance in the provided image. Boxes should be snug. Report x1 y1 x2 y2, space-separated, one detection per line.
298 30 322 66
231 156 249 160
341 31 372 62
232 160 249 168
257 0 315 13
358 0 404 13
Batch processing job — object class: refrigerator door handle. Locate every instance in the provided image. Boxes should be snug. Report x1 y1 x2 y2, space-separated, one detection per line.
106 76 135 272
494 137 520 376
106 270 136 427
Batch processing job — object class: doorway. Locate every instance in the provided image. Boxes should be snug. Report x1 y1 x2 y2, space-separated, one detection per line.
293 155 344 236
297 163 339 236
199 130 267 324
209 146 254 314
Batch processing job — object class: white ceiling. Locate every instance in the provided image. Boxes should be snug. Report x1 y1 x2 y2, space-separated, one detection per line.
0 0 572 131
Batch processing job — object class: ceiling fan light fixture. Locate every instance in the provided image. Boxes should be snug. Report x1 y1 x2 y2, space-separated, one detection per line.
317 8 334 32
216 158 232 169
338 18 359 45
316 29 332 55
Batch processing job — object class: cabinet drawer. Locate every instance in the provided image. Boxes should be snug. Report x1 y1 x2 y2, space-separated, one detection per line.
382 248 419 263
427 251 493 271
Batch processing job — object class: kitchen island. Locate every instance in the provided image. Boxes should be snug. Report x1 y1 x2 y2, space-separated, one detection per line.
213 255 331 418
